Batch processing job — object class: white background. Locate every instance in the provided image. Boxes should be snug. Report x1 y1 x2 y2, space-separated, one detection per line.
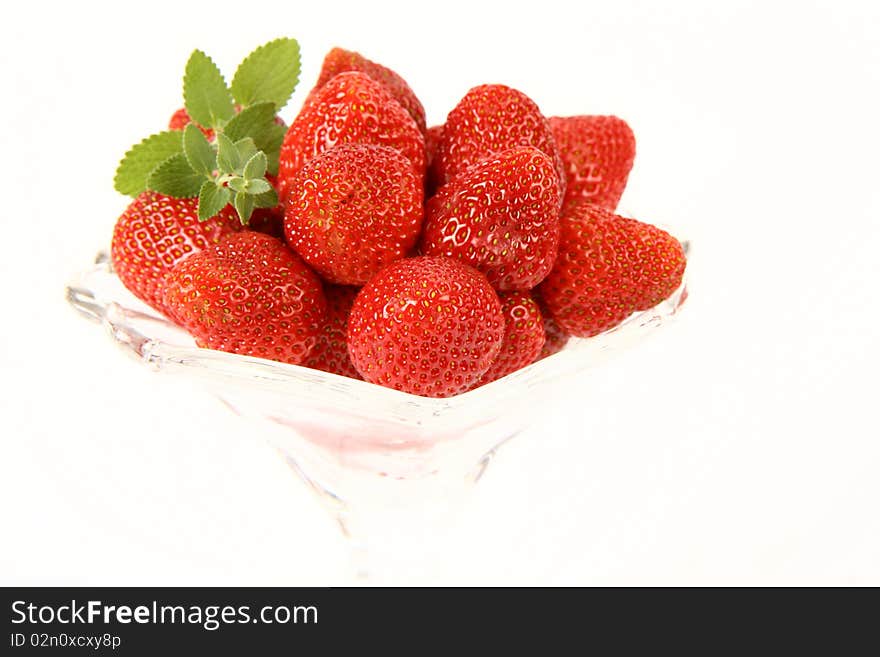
2 0 878 585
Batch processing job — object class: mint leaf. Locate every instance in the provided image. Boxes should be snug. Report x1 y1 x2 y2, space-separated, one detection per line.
230 38 300 109
114 131 183 197
198 181 231 221
223 103 286 174
234 191 255 225
262 123 287 176
229 173 269 195
260 122 287 155
242 151 267 180
183 50 235 130
215 133 241 174
234 138 258 164
146 154 204 198
223 102 276 143
253 188 279 209
183 124 216 176
227 177 247 193
244 178 271 194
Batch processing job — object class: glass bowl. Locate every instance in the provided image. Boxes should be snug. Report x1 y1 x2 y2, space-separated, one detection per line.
66 242 689 580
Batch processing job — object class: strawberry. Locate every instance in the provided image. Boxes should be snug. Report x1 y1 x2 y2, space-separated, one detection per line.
247 208 285 239
425 125 444 170
538 202 686 338
476 291 545 385
434 84 565 194
425 124 444 197
533 291 570 358
549 115 635 211
420 146 561 291
162 232 326 365
347 256 504 397
312 47 426 133
246 174 285 239
537 300 570 359
277 72 426 202
283 143 423 285
111 191 241 315
168 108 213 138
303 284 362 379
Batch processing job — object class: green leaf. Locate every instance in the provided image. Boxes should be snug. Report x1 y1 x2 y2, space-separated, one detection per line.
243 151 267 179
266 157 281 177
223 102 276 143
183 49 235 129
146 154 204 198
262 123 287 175
230 38 300 109
261 123 287 154
227 177 247 193
234 191 255 225
234 138 258 164
244 178 272 194
215 133 241 174
198 181 231 221
114 131 183 197
253 188 279 209
183 124 216 176
223 103 286 175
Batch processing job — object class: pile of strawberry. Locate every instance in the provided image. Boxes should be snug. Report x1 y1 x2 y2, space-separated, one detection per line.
110 38 686 398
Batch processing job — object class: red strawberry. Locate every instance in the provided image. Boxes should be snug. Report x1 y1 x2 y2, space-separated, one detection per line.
549 115 635 211
303 284 362 379
425 125 444 169
533 291 570 358
538 202 686 338
420 147 561 291
435 84 565 195
538 303 570 359
168 108 213 138
347 256 504 397
425 124 444 197
476 291 545 385
162 232 326 365
111 191 241 315
312 47 426 133
247 208 284 239
246 174 285 239
277 72 426 201
284 143 423 285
